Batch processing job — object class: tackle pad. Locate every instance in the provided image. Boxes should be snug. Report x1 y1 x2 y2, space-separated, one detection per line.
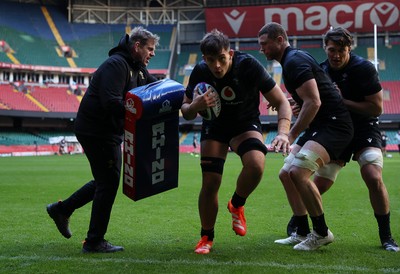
123 79 185 201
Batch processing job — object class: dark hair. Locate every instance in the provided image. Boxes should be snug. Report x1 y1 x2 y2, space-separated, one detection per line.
258 22 288 41
323 27 353 48
200 29 230 56
128 26 160 48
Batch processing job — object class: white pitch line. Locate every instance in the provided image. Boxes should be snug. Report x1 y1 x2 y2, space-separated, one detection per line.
0 255 399 273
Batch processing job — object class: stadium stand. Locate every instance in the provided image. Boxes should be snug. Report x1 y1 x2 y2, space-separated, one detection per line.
0 1 69 67
30 86 81 112
382 81 400 115
0 1 174 70
1 130 48 145
0 84 44 111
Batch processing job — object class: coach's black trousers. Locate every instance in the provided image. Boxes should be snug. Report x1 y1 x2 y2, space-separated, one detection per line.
62 134 122 244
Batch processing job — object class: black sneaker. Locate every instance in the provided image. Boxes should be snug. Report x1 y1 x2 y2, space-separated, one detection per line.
287 215 298 236
382 238 399 252
82 240 124 253
46 201 72 239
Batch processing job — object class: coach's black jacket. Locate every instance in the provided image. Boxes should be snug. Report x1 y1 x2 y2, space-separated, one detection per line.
74 34 157 144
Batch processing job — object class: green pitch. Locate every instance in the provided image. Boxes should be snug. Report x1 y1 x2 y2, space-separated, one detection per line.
0 152 399 273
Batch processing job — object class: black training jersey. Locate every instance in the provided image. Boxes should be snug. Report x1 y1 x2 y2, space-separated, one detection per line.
74 34 157 144
281 47 350 126
185 51 276 126
320 52 382 125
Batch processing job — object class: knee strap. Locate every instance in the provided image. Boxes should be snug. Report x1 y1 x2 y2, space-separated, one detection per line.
315 162 342 181
237 138 267 157
201 157 225 174
292 149 322 172
357 149 383 168
281 153 295 172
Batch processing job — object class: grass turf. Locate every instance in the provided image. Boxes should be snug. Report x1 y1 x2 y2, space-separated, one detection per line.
0 152 399 273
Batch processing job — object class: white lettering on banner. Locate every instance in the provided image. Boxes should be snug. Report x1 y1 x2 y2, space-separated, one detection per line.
305 6 327 30
329 5 353 29
152 122 165 185
266 7 305 30
354 4 374 28
263 2 399 33
124 130 134 187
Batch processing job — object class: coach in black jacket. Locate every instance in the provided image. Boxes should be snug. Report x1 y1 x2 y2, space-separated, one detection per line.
46 26 159 253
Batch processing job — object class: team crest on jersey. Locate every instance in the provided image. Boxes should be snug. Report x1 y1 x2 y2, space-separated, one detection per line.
221 86 236 101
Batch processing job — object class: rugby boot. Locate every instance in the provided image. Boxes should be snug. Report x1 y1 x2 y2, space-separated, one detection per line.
82 240 124 253
227 199 247 236
46 201 72 239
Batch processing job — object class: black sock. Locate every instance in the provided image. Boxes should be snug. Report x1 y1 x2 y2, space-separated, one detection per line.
375 212 392 242
231 192 246 208
201 228 214 241
310 214 328 237
296 215 311 236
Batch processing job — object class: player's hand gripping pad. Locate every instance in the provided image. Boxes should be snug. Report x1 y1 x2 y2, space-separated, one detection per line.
124 79 185 201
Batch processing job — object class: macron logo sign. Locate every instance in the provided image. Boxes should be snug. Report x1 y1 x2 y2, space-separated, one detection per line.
206 1 399 37
370 2 398 27
264 2 399 32
224 9 246 35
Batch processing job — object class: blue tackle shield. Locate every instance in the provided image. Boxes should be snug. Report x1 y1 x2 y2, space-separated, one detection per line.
123 79 185 201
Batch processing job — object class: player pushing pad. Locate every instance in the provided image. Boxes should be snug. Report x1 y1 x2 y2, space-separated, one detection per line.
123 79 185 201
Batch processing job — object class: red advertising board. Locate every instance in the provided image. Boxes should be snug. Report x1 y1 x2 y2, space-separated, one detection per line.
205 1 400 37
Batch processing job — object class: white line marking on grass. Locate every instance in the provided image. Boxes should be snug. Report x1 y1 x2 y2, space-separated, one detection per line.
0 255 399 273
